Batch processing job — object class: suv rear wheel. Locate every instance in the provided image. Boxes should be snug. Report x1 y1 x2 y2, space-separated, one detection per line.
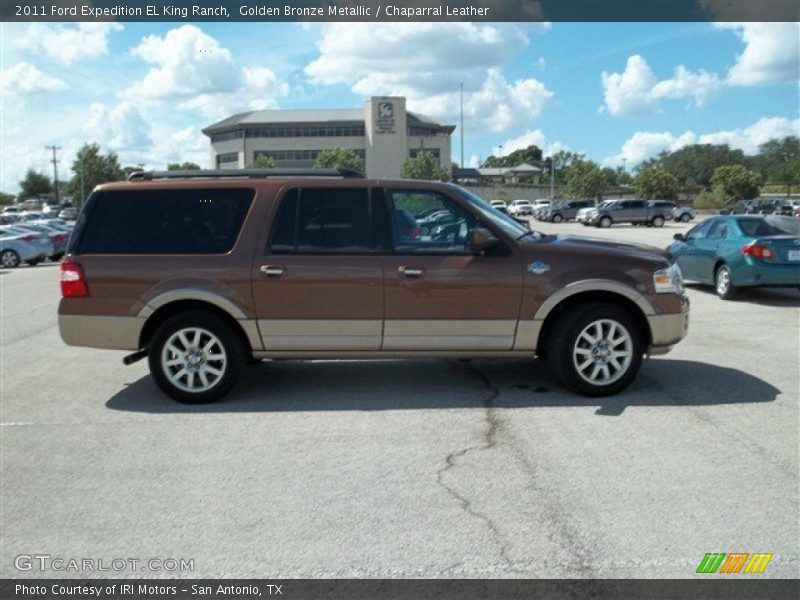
598 216 612 228
148 310 245 403
546 303 644 397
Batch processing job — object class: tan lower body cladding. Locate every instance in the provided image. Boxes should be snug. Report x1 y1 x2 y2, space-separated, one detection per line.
257 319 519 351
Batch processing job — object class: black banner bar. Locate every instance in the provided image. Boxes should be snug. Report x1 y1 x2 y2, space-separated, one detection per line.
2 1 799 23
2 579 800 600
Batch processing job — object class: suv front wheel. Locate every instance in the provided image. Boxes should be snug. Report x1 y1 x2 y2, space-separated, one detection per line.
546 303 644 397
148 311 245 403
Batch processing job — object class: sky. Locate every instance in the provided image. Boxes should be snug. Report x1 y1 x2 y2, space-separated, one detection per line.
1 21 798 193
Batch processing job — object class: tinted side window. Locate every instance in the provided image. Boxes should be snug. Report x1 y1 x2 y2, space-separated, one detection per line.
269 189 298 253
387 190 477 253
77 188 253 254
707 220 729 239
269 187 371 253
628 200 645 209
686 221 710 240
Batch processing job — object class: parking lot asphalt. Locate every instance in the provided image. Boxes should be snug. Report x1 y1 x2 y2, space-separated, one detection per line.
1 219 798 578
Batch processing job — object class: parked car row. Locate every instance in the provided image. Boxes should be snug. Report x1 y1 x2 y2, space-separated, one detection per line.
487 198 696 227
717 198 800 217
576 199 693 228
0 216 73 267
2 205 77 221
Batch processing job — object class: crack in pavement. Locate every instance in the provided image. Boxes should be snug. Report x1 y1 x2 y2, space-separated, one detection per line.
435 360 512 566
435 360 601 580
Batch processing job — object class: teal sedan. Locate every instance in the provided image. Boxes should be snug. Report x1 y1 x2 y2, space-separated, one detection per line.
667 215 800 299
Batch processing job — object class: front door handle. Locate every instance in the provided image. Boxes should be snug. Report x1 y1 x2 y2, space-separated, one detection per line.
260 265 285 278
398 266 424 278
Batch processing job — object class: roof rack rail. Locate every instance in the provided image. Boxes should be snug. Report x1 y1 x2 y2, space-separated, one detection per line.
127 168 364 181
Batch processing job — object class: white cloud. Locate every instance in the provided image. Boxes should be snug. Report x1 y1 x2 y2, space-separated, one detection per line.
86 102 152 152
604 131 698 166
123 25 289 119
497 129 568 157
601 24 799 116
604 116 800 166
0 62 67 94
409 68 553 134
715 23 800 86
697 117 800 154
15 23 122 65
601 55 722 116
304 23 552 133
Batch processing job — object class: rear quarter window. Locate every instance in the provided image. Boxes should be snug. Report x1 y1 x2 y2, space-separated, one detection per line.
76 188 254 254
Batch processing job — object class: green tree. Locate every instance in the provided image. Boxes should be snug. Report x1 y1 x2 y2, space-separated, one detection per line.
711 165 762 202
754 136 800 180
483 145 544 168
646 144 748 187
771 157 800 196
314 148 364 173
250 154 276 169
19 169 52 199
167 162 201 171
546 150 586 185
601 167 620 188
0 192 16 206
562 160 606 199
400 151 450 181
634 167 679 200
63 143 124 204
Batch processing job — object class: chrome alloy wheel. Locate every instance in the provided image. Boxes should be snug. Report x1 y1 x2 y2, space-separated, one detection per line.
716 268 731 296
572 319 633 385
160 327 227 393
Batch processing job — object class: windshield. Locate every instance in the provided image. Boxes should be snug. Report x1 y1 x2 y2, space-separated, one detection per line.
738 216 800 236
447 185 535 239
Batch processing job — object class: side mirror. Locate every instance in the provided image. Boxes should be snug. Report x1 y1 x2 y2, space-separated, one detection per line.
673 233 685 242
468 227 499 255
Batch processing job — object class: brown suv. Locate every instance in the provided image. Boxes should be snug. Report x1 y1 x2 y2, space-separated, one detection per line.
58 169 689 403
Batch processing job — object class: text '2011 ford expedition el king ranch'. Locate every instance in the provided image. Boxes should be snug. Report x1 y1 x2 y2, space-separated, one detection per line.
58 169 689 403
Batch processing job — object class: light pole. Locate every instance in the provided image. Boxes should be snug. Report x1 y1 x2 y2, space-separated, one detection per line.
459 82 464 169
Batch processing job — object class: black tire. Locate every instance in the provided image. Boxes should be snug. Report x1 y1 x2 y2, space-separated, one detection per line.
1 249 21 268
50 252 64 262
552 214 563 223
546 303 644 397
148 310 245 403
599 216 612 228
714 264 737 300
680 213 691 223
26 258 42 266
652 215 665 228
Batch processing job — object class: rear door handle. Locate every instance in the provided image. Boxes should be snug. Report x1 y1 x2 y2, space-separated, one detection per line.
260 265 285 278
398 266 424 278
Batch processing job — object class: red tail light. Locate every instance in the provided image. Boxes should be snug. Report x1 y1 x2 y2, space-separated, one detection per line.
411 227 420 240
60 260 89 297
741 244 774 260
20 234 37 242
53 234 66 243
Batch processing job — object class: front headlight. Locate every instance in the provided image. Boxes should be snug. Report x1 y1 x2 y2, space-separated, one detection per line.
654 263 683 294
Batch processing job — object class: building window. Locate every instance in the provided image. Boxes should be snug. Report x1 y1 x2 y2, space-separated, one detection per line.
216 152 239 167
409 148 441 159
211 130 243 143
255 150 366 162
244 125 366 139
